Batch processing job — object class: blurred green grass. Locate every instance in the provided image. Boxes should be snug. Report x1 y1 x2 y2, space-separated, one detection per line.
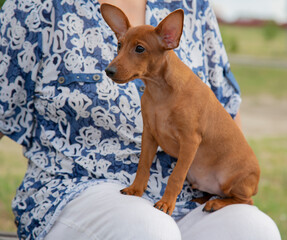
250 137 287 239
232 64 287 98
0 138 26 232
220 24 287 59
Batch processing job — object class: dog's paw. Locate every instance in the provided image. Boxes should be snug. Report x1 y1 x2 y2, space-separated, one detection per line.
120 186 144 197
202 199 223 213
154 200 175 216
203 197 254 213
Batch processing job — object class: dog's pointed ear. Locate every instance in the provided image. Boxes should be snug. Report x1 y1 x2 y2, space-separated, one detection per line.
154 9 184 50
100 3 131 39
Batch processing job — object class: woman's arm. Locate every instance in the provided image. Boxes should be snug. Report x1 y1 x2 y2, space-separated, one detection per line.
0 132 4 139
0 3 39 145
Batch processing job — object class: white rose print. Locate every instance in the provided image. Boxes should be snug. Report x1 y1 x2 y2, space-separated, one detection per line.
7 18 26 50
75 126 102 149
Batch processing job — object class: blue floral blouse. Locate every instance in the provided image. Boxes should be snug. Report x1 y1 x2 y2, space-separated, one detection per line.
0 0 241 239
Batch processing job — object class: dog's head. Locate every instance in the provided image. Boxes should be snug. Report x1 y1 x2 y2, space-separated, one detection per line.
101 3 184 84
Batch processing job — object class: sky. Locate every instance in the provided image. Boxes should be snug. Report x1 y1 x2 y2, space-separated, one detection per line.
210 0 287 23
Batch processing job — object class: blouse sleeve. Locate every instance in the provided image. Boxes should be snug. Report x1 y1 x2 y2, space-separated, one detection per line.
0 0 41 147
201 0 241 118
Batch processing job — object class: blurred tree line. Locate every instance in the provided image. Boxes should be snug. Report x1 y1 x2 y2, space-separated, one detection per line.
220 20 283 54
262 21 281 41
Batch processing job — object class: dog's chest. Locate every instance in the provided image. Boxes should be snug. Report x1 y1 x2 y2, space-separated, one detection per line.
143 103 179 157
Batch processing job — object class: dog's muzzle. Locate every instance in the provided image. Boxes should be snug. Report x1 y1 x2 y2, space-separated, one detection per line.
105 66 117 78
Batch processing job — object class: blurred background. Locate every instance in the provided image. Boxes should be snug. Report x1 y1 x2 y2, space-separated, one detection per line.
0 0 286 238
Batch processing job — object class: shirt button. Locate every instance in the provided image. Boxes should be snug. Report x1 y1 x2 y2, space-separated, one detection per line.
198 71 204 78
139 86 145 92
93 74 100 81
58 77 65 84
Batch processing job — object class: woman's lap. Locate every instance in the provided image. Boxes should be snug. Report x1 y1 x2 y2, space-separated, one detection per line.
45 182 281 240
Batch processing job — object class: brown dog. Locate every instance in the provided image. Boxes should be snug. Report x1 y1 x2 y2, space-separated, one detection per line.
101 4 260 215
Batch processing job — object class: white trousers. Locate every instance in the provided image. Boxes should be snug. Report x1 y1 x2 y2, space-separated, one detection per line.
45 182 281 240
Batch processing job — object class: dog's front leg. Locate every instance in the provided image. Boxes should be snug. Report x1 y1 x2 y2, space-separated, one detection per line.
154 134 202 215
120 127 158 196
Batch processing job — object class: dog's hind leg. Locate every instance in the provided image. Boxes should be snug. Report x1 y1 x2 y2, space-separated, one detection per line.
203 196 253 213
203 172 259 212
192 193 214 205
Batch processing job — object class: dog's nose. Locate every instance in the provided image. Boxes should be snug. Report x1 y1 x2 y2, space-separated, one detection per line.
105 66 117 78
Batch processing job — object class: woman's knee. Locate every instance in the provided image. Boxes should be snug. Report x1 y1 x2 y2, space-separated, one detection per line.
110 196 181 240
221 204 281 240
50 183 181 240
178 204 281 240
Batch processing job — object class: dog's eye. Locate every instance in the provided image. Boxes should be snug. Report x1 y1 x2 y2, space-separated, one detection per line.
135 45 145 53
117 42 121 51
